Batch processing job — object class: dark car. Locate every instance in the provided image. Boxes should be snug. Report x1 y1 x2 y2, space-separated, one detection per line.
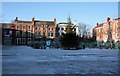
34 42 40 49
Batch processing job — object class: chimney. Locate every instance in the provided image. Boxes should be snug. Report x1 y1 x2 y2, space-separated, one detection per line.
32 17 35 22
54 18 56 24
107 17 110 22
15 17 18 21
96 23 98 26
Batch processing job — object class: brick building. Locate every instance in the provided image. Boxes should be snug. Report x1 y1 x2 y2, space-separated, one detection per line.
2 23 15 45
14 17 33 45
2 17 57 45
33 18 57 39
93 17 120 43
33 18 57 46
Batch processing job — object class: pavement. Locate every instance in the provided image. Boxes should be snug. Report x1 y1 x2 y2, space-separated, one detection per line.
2 45 119 74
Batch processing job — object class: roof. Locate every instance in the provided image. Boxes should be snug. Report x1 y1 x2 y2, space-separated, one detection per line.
0 23 14 27
0 23 14 25
114 18 120 20
16 20 32 23
1 23 15 29
34 20 55 25
94 23 104 28
58 22 68 25
93 17 120 29
58 22 74 25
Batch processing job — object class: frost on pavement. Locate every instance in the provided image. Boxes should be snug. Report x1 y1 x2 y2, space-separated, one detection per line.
2 46 118 74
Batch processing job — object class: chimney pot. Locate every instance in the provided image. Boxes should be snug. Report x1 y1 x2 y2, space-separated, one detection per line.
54 18 56 24
96 23 98 26
54 18 56 21
32 17 35 22
107 17 110 22
15 17 18 21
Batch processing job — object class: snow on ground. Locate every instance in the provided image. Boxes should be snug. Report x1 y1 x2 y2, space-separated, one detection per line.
2 45 119 74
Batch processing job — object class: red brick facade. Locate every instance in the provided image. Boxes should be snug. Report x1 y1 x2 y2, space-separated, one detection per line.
2 17 57 45
93 17 120 43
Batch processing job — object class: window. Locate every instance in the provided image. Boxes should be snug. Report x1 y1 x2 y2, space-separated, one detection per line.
17 38 21 44
22 38 26 44
16 25 20 30
27 38 31 43
22 31 26 37
28 26 31 30
23 25 26 30
10 31 12 36
35 26 40 30
51 33 53 37
4 31 10 36
48 33 50 36
51 28 54 30
35 27 37 30
48 28 50 30
35 32 40 36
16 31 20 37
28 38 31 41
28 32 31 37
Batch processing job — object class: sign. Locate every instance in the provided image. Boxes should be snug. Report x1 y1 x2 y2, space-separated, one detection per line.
46 40 51 46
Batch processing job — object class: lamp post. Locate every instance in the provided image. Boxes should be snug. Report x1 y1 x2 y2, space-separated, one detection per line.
32 17 35 47
42 21 46 49
107 18 112 49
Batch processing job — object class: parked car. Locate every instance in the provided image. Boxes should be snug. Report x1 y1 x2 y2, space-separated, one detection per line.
34 42 40 49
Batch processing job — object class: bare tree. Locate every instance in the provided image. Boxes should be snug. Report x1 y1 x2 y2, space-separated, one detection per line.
78 23 91 38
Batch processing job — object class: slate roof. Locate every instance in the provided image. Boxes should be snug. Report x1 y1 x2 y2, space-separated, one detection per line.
34 20 55 25
16 20 32 23
94 23 104 28
114 18 120 20
57 22 74 25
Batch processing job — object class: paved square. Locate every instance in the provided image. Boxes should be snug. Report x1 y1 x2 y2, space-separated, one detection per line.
2 46 118 74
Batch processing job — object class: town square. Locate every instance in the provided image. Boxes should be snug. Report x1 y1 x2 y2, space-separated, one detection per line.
1 1 120 75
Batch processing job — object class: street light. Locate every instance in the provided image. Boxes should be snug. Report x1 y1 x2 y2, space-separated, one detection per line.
42 21 47 49
107 17 112 49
